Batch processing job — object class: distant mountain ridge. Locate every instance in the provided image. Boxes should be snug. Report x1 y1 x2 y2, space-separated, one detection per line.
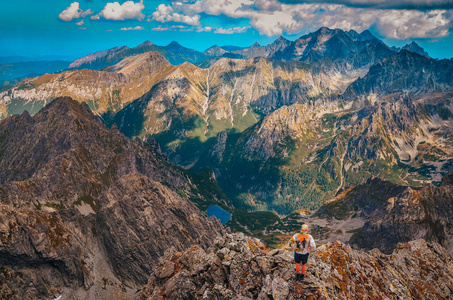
69 27 424 71
68 40 209 70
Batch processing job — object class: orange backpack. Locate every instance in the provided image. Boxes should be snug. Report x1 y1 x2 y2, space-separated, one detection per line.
296 233 310 250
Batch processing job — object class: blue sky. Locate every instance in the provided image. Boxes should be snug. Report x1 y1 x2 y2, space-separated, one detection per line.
1 0 452 60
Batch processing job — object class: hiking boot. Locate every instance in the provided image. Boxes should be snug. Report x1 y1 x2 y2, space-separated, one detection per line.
294 274 301 280
299 274 305 281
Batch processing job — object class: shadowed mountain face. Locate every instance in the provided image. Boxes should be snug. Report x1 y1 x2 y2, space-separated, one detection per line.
309 171 453 255
0 97 226 299
346 50 453 96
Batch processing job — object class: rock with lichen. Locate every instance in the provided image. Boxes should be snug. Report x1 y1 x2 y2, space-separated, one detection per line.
0 97 226 299
137 233 453 300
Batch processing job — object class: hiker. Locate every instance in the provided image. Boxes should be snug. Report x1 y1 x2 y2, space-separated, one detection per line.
288 224 316 280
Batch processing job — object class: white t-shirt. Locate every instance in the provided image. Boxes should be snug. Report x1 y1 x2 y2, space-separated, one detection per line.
291 233 316 255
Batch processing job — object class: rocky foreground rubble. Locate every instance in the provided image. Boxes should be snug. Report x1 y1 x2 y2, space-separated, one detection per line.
138 233 453 300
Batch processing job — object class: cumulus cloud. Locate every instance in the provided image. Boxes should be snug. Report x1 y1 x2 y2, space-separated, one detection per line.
120 26 144 31
280 0 453 10
93 0 145 21
152 25 170 31
215 26 251 34
152 4 201 25
154 0 452 39
197 26 213 32
76 20 84 26
375 9 450 39
59 2 94 21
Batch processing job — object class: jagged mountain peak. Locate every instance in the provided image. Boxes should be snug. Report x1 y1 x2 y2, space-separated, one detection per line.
316 26 335 34
251 42 261 48
203 45 229 56
166 40 183 48
354 29 378 41
275 35 289 42
38 96 97 121
104 51 170 75
346 48 453 96
69 45 131 69
402 41 429 57
135 40 154 48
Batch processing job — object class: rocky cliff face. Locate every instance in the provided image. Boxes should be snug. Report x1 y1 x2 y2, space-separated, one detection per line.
137 233 453 300
0 52 173 118
347 50 453 96
201 92 453 213
0 97 226 299
348 173 453 254
109 55 362 168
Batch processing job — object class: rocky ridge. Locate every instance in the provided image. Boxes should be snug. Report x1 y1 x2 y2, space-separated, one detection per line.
68 40 208 70
0 51 173 118
0 97 227 299
347 50 453 96
137 233 453 300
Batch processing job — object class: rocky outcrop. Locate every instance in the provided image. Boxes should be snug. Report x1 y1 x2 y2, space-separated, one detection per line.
137 233 453 299
348 174 453 254
346 50 453 96
402 42 429 57
0 97 226 299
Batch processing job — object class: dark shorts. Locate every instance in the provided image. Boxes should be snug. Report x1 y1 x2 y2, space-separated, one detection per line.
294 252 309 264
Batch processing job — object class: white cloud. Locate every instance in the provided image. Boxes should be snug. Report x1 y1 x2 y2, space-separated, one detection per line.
214 26 251 34
197 26 213 32
120 26 145 31
152 25 170 31
153 0 451 39
59 2 94 22
152 4 201 25
376 9 450 39
281 0 453 10
93 0 145 21
76 20 84 26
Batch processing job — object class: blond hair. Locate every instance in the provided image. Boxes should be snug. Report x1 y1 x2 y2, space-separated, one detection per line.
301 224 308 232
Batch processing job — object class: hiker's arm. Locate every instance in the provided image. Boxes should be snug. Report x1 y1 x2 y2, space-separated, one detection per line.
288 235 295 247
310 237 316 252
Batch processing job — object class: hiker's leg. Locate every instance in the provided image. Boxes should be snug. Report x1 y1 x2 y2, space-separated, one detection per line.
294 252 302 275
301 253 309 274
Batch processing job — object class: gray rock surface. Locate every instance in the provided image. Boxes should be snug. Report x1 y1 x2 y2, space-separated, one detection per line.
0 97 226 299
137 233 453 300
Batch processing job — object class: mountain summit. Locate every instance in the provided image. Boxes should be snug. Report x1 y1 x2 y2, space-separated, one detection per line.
402 41 430 57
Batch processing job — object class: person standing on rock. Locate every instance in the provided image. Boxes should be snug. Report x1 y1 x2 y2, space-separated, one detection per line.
288 224 316 280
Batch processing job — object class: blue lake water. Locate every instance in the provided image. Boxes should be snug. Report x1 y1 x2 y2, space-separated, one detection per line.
207 205 231 225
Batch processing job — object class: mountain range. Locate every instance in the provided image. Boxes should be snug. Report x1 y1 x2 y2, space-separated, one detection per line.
1 27 453 217
2 96 453 299
1 21 453 299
